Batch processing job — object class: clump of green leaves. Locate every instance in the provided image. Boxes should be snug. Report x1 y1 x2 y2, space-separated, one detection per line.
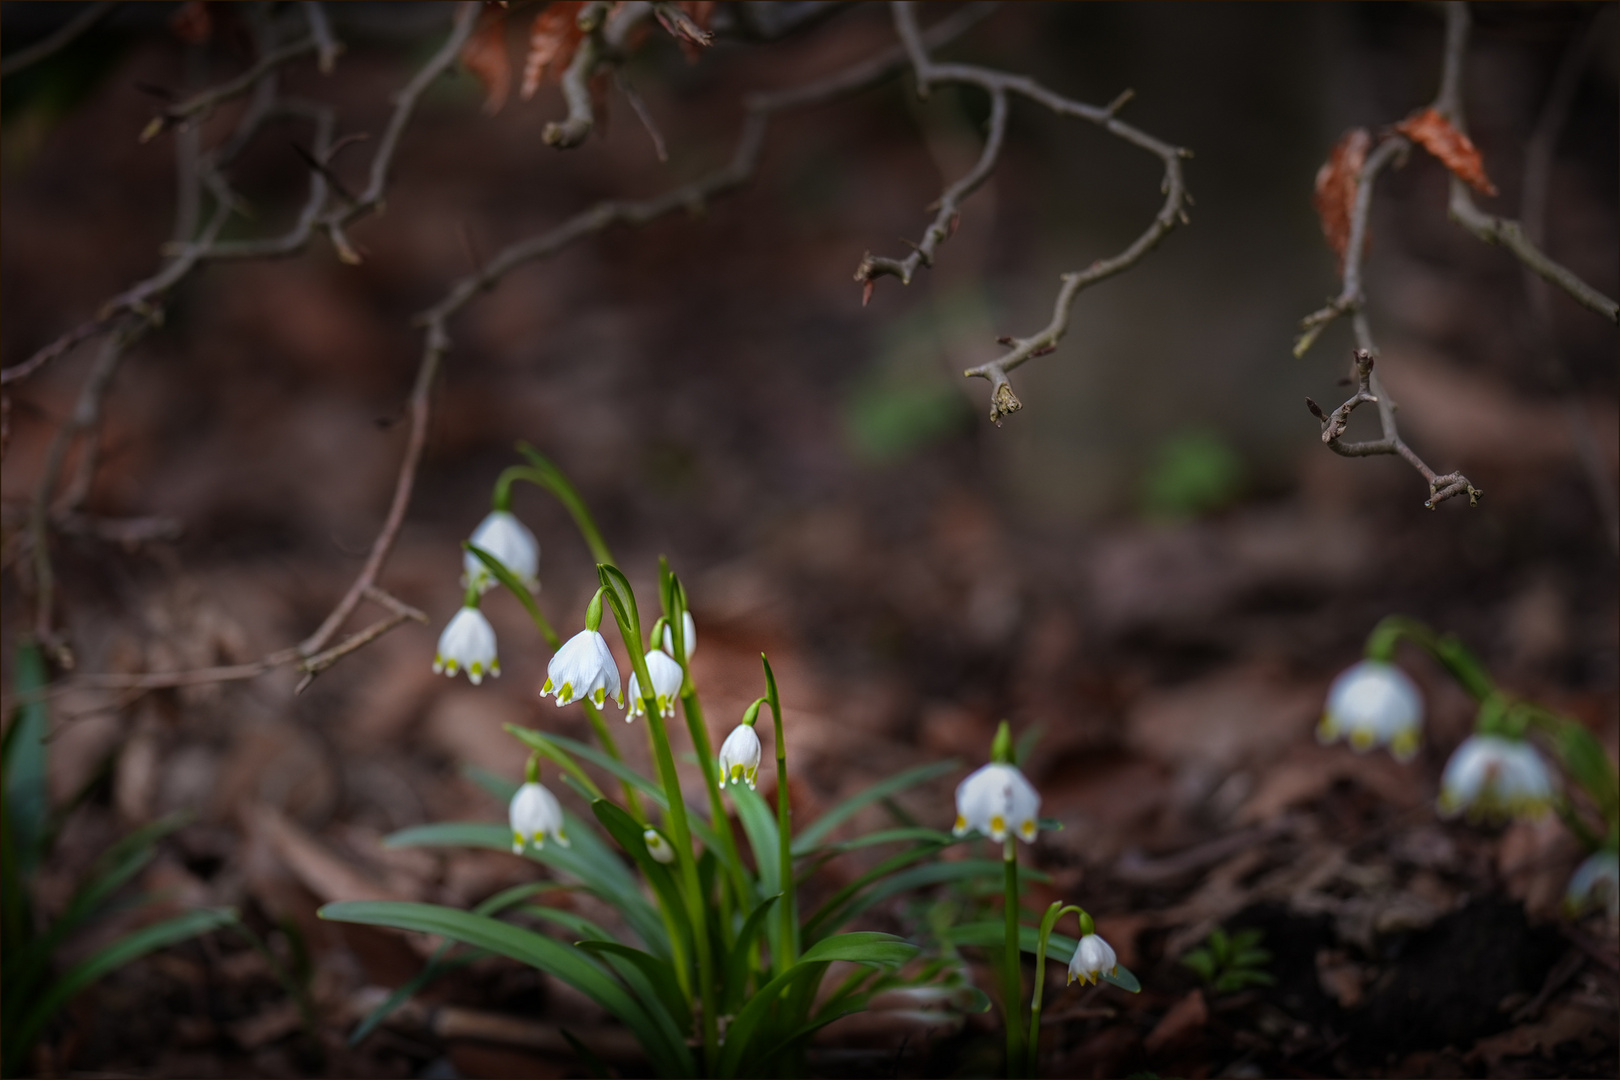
2 642 234 1077
1179 926 1274 994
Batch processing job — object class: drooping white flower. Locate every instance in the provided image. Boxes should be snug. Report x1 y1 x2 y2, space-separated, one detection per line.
541 629 622 709
1317 660 1423 761
643 827 677 865
1565 850 1619 921
463 511 540 594
1437 734 1556 820
953 763 1040 844
433 605 500 684
718 724 763 790
1067 933 1119 986
627 649 684 719
661 610 697 660
509 781 568 852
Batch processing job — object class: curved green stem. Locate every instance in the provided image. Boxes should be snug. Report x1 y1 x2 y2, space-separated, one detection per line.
1365 615 1494 701
1027 903 1084 1075
465 542 558 649
1003 838 1025 1078
762 655 796 975
680 688 750 915
515 444 615 566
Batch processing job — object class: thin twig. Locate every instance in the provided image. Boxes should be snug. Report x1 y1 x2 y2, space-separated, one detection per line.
302 1 343 75
864 3 1191 422
0 2 113 79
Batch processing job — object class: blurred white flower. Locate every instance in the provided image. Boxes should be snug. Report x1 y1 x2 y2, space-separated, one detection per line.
643 827 676 864
463 510 540 594
541 629 622 708
952 763 1040 844
661 610 697 660
1067 933 1119 986
1565 850 1619 921
718 723 762 790
509 781 568 852
432 606 499 685
1437 734 1556 820
627 649 684 719
1317 659 1423 761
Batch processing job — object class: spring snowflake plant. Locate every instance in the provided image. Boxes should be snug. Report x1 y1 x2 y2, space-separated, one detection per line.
1321 616 1619 922
321 446 1109 1078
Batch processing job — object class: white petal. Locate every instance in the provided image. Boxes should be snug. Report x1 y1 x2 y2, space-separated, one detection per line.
662 611 697 660
464 511 540 593
1323 661 1423 753
435 607 499 684
718 724 762 788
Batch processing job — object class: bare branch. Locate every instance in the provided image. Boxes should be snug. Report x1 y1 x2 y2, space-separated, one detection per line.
863 3 1191 422
0 2 113 79
302 1 343 74
140 36 320 143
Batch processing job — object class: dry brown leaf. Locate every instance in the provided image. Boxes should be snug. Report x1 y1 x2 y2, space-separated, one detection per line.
1395 106 1499 196
521 1 587 100
1144 989 1207 1056
1312 127 1369 267
460 8 513 115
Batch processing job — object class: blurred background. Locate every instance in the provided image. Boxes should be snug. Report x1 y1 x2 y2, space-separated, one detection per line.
2 2 1616 1076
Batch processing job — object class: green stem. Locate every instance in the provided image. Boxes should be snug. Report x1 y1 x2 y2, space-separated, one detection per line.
515 444 616 566
1028 903 1083 1076
680 688 750 916
762 655 796 975
1003 838 1025 1078
598 565 717 1068
1365 615 1495 702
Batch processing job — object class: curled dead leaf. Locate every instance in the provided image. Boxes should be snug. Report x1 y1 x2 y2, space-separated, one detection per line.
460 9 512 115
521 1 587 100
1312 127 1369 267
1395 106 1498 197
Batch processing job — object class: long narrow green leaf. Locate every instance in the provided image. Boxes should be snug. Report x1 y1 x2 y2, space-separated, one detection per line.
541 732 734 864
793 760 959 852
463 763 519 804
590 800 692 964
3 643 50 879
718 933 918 1077
942 921 1141 992
383 820 665 955
721 893 779 1014
575 939 691 1037
9 907 235 1070
466 543 559 650
349 882 557 1045
322 901 692 1077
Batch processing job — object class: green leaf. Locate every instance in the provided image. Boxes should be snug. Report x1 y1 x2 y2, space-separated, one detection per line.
575 939 691 1037
9 907 236 1071
1554 722 1619 822
806 858 1045 944
1014 724 1044 767
4 642 51 878
465 542 558 649
383 820 665 956
590 800 692 962
463 763 519 804
794 760 959 852
1180 948 1216 982
349 881 553 1046
722 893 780 1014
322 901 691 1077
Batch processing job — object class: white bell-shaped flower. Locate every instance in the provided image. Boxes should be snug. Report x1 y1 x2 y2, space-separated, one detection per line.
433 606 500 684
661 611 697 660
1317 660 1423 761
627 649 684 719
1437 734 1556 820
1067 933 1119 986
541 629 622 709
953 763 1040 844
718 723 763 790
463 510 540 594
509 781 568 852
643 827 677 865
1565 850 1619 921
